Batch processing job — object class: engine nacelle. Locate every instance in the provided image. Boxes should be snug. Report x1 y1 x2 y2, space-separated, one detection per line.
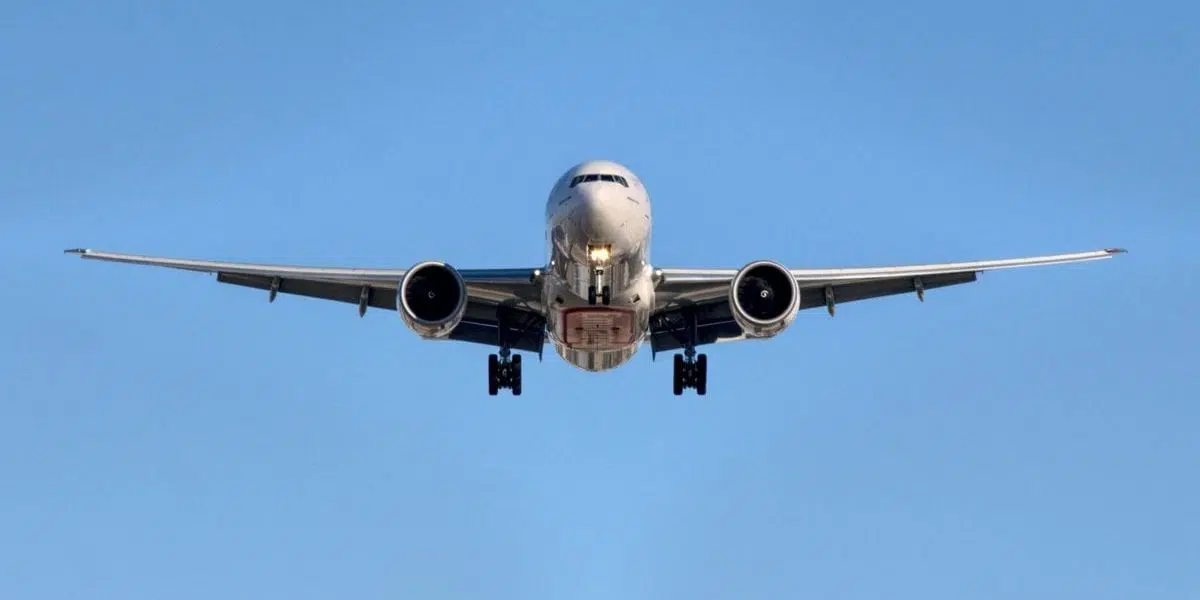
728 260 800 338
398 261 467 338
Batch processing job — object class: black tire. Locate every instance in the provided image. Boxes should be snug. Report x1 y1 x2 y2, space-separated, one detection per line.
511 354 522 396
696 353 708 396
587 285 597 305
487 354 499 396
601 285 611 305
673 354 684 395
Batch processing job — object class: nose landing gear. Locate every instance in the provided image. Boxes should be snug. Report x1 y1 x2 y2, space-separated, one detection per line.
587 267 611 306
586 284 611 306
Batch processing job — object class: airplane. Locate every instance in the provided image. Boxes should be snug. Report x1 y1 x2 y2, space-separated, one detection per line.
66 160 1125 396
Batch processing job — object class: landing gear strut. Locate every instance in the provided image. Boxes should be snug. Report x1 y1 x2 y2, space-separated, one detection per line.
486 305 541 396
587 268 611 306
488 348 522 396
671 309 707 395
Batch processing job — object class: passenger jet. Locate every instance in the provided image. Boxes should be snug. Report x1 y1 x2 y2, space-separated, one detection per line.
67 160 1124 395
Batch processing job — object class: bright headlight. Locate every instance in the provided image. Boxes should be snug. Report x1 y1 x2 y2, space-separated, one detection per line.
588 245 611 263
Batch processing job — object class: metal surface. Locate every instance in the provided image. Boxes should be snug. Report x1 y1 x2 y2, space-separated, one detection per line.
66 162 1125 381
542 160 655 371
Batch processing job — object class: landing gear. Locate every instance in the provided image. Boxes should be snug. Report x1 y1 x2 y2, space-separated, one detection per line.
586 285 611 306
672 350 707 395
485 305 541 396
669 309 707 395
587 266 611 306
488 349 522 396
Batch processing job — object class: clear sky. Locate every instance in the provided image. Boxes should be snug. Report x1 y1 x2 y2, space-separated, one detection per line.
2 1 1197 598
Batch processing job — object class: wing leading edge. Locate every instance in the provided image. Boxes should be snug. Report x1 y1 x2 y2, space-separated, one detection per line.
66 248 547 352
649 248 1125 354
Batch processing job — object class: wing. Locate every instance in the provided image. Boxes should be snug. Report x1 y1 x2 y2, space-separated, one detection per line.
649 248 1125 354
66 248 547 353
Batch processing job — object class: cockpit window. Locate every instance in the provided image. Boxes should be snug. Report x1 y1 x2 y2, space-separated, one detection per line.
569 173 631 188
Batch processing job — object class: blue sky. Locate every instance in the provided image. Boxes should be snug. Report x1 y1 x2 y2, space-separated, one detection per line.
2 1 1197 598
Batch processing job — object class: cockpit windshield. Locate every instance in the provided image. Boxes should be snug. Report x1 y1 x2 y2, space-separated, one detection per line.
570 173 629 188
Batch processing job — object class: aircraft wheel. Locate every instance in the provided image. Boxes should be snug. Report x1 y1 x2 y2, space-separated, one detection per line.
587 285 597 305
696 353 708 396
601 285 611 306
511 354 523 396
673 354 684 395
487 354 499 396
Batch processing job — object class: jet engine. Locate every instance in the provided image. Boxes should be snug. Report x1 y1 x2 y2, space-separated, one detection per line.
728 260 800 338
398 261 467 338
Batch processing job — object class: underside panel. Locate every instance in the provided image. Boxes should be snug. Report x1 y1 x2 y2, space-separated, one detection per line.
648 301 741 354
446 319 545 353
797 271 977 308
560 307 638 349
217 272 397 309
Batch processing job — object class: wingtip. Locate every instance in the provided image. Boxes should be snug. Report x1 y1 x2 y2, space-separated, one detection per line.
1105 247 1128 255
64 248 90 255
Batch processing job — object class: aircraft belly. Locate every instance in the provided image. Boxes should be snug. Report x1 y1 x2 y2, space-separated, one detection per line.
542 182 654 372
551 340 641 372
546 306 641 372
561 307 637 348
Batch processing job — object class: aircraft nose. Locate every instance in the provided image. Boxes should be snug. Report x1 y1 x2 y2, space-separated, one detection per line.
574 186 622 239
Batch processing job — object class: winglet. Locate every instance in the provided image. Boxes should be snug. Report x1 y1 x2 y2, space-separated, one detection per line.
64 248 91 255
1105 248 1128 255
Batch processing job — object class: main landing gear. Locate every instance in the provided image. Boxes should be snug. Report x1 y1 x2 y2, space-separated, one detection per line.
488 348 522 396
666 308 707 395
673 349 707 396
486 305 545 396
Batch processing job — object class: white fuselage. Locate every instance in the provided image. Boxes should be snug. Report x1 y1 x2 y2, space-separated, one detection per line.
542 160 654 371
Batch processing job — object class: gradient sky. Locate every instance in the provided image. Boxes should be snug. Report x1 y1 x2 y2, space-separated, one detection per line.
2 1 1197 598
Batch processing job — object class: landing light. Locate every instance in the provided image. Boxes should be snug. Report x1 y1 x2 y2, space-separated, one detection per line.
588 246 611 263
